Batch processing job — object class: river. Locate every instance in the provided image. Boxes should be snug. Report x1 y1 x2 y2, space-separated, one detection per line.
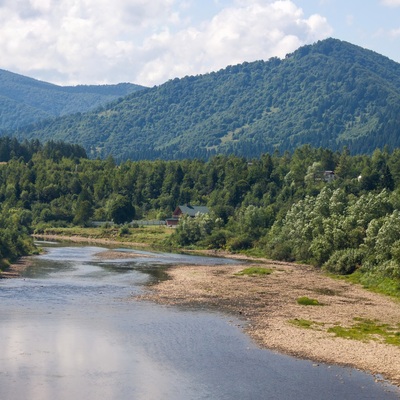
0 243 399 400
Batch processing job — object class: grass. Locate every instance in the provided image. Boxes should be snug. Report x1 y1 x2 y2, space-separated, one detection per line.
35 226 174 249
296 296 321 306
335 270 400 299
359 276 400 299
239 248 269 258
0 258 10 269
289 318 318 329
289 317 400 347
235 267 273 276
328 318 400 346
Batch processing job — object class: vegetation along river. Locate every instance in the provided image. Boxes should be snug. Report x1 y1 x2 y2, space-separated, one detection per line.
0 243 399 400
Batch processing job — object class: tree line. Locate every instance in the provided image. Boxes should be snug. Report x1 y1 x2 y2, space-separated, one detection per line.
1 138 400 293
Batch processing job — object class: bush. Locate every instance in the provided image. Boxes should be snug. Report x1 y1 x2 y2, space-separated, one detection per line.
324 248 364 275
172 214 217 247
267 241 294 261
172 215 202 246
227 235 253 251
201 230 231 249
119 225 130 236
297 296 321 306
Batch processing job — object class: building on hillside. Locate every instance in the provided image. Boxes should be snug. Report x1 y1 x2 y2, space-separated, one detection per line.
323 170 336 182
165 204 210 227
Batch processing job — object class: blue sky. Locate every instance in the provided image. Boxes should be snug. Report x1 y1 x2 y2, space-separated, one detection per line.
0 0 399 86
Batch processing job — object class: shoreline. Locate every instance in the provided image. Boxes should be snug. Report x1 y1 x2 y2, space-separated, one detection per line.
137 259 400 388
32 233 150 248
5 234 400 387
0 257 34 279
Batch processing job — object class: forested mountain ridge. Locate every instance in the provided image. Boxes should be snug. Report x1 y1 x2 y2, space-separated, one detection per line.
8 38 400 162
0 68 146 131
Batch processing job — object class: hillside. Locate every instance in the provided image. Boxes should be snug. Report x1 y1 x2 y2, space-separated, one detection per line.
9 38 400 161
0 69 146 131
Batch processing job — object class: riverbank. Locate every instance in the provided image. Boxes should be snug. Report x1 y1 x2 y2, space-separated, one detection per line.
137 256 400 387
32 225 173 249
0 257 33 278
32 233 150 248
6 234 400 387
0 233 151 279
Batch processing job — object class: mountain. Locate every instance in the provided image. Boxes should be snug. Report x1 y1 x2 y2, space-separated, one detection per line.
8 38 400 161
0 69 146 131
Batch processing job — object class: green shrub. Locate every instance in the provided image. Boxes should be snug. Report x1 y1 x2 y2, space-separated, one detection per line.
324 248 364 275
227 235 253 251
201 230 231 249
119 225 130 236
297 296 321 306
267 241 295 262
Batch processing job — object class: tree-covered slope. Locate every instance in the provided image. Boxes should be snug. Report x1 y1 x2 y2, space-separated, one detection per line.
0 69 146 131
11 38 400 161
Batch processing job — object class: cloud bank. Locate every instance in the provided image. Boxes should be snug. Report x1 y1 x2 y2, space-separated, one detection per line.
0 0 332 86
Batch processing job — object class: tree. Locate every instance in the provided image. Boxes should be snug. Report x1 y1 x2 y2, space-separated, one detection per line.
73 200 94 226
108 195 136 224
304 162 324 185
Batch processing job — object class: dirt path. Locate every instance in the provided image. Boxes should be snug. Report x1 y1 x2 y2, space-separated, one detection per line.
137 258 400 387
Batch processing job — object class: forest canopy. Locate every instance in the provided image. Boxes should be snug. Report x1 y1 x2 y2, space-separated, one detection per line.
0 67 145 132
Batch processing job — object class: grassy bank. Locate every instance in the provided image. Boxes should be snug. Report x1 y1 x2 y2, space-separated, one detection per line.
332 271 400 300
33 226 174 249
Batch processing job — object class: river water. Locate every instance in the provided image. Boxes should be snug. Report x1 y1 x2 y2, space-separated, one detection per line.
0 244 399 400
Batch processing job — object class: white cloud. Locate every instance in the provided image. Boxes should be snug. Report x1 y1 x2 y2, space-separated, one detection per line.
381 0 400 6
0 0 332 86
137 1 332 85
389 28 400 37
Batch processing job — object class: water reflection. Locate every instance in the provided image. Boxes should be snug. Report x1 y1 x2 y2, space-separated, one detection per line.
0 245 399 400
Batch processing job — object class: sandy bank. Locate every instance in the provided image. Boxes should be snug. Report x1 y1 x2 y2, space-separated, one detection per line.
33 234 148 248
137 259 400 387
94 249 151 259
0 257 33 278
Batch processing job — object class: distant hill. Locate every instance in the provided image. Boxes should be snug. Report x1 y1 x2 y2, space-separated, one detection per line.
8 38 400 161
0 69 146 131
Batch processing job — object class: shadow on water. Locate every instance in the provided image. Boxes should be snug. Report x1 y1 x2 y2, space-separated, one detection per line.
0 244 399 400
95 261 171 284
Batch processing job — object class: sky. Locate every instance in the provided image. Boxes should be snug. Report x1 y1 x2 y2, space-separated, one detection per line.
0 0 399 87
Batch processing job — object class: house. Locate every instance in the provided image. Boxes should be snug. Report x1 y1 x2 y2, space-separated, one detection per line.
323 171 336 182
165 204 210 227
